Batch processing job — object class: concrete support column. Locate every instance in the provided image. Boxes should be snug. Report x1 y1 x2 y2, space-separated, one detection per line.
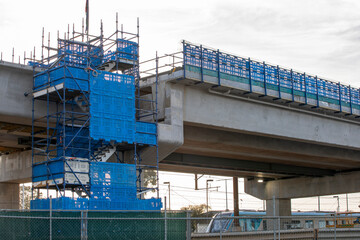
266 198 291 231
0 183 19 209
266 198 291 216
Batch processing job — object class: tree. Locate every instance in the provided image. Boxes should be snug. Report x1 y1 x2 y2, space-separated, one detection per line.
19 185 32 210
19 185 43 209
143 169 157 188
181 204 208 217
181 204 210 232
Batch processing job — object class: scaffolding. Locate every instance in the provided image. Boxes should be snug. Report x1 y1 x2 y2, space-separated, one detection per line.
30 15 160 210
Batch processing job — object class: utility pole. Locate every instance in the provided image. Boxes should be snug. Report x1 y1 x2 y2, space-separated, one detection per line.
195 174 198 190
318 196 320 212
233 177 239 226
163 182 171 210
346 194 349 212
206 179 213 213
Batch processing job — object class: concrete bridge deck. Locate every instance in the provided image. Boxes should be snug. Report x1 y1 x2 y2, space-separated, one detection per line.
2 60 360 213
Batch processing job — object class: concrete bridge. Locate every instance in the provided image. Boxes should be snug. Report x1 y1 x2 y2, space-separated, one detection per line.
1 54 360 215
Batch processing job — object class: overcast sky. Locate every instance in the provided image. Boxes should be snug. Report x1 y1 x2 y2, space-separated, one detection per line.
3 0 360 211
2 0 360 86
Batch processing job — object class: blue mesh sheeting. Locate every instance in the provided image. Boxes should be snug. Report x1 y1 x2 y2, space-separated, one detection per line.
34 66 89 91
90 72 135 143
58 39 103 68
56 126 90 158
90 162 136 188
184 42 359 107
135 121 157 145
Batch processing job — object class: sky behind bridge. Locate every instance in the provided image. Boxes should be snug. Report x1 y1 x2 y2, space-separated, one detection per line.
3 0 360 211
1 0 360 86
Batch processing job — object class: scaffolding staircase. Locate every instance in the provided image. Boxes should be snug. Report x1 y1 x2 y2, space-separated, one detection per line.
92 143 116 162
74 95 89 112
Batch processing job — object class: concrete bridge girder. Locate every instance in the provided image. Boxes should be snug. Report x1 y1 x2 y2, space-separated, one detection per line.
3 63 360 213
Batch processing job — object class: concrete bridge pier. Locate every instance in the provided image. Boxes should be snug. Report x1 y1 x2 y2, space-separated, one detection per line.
245 170 360 221
266 198 291 217
0 183 19 209
265 198 291 230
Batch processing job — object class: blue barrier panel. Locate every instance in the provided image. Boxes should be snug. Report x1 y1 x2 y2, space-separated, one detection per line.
102 39 138 63
135 121 157 145
57 126 90 158
31 197 162 210
31 197 88 210
32 158 90 184
90 162 136 187
58 39 103 67
34 66 89 92
184 42 359 110
135 132 157 145
90 71 136 143
91 186 137 201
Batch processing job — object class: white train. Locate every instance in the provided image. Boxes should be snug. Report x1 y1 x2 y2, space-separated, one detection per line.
206 211 360 233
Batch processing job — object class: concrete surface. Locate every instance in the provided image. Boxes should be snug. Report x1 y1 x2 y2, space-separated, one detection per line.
0 183 19 209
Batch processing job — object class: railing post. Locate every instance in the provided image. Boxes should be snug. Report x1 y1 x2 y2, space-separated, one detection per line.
304 72 307 105
277 65 281 99
290 69 294 102
248 57 252 93
200 45 203 83
338 82 342 113
186 211 192 240
217 49 221 86
182 40 186 80
315 76 319 108
263 61 267 96
349 85 353 115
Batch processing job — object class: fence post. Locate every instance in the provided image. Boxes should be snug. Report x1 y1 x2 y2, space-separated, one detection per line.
277 217 280 240
186 211 191 240
164 196 167 240
81 211 88 240
273 196 276 240
334 213 337 240
49 196 52 240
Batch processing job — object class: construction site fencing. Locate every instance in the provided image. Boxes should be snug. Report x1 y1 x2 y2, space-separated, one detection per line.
0 210 188 240
1 210 359 239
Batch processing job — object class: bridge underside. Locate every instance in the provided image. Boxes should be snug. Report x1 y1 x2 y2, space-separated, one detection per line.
159 124 360 180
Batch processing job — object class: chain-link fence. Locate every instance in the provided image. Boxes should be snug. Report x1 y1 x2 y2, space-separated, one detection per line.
191 214 360 240
1 210 360 239
0 210 189 240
